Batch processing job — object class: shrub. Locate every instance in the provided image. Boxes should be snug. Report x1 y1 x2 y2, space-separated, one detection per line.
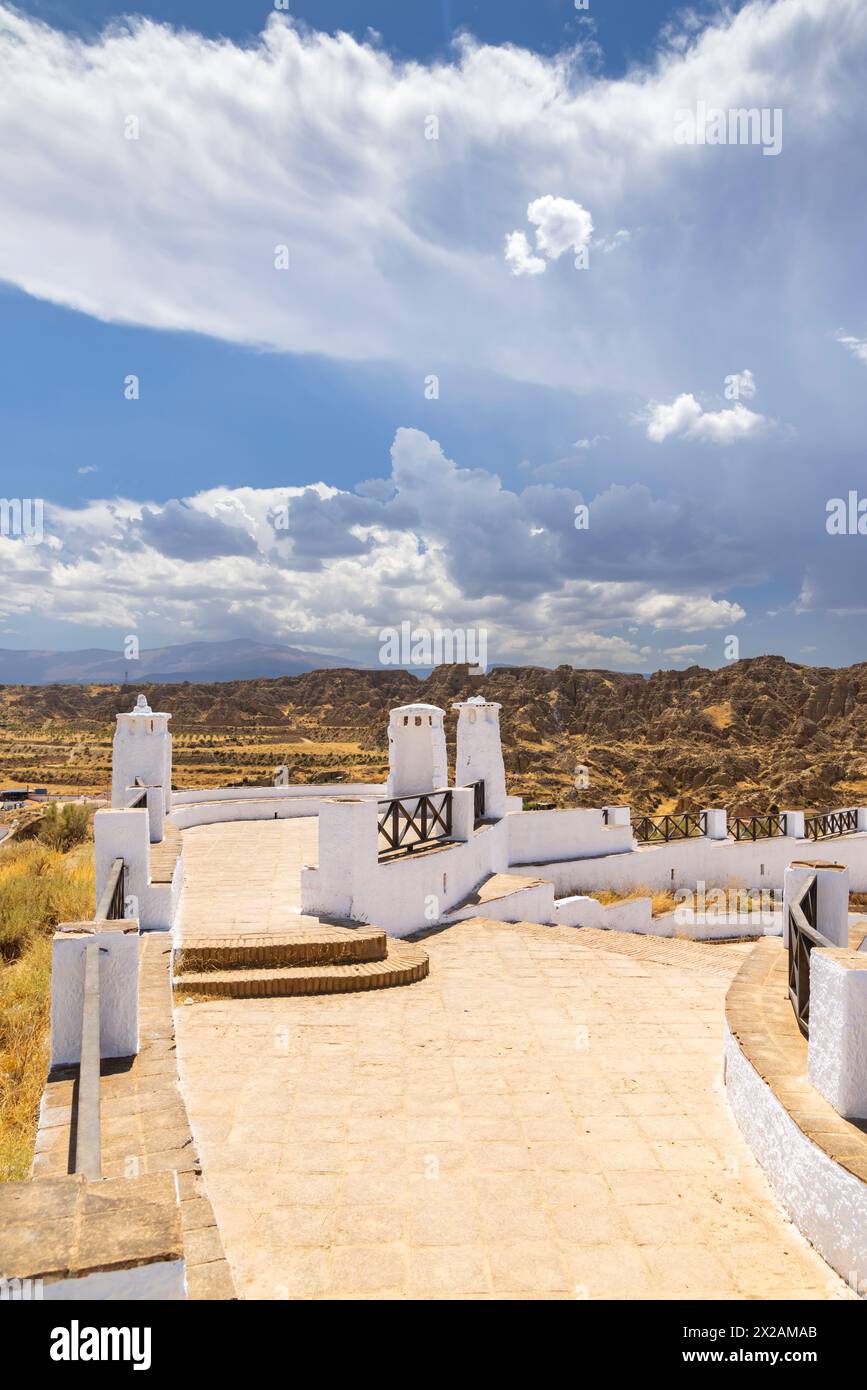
37 803 90 853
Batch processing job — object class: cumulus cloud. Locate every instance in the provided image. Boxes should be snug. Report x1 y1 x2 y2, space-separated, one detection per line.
0 429 751 665
644 393 769 445
504 195 594 276
504 229 546 277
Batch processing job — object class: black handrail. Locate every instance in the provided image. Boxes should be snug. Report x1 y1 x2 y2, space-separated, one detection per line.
377 790 453 858
96 858 125 920
804 808 858 840
788 874 835 1037
633 812 706 844
728 814 785 842
464 779 486 824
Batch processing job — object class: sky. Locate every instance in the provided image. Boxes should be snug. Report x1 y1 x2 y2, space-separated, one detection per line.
0 0 866 672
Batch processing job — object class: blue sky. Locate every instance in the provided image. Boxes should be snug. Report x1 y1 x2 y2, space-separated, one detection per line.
1 0 866 670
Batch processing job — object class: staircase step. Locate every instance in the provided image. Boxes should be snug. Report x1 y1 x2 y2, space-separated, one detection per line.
444 872 552 922
175 927 387 972
174 940 429 998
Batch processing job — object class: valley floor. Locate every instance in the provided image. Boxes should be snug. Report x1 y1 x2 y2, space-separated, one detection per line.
174 820 850 1299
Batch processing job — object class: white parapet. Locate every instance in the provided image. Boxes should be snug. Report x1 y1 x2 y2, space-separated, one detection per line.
386 704 447 799
51 921 140 1067
808 949 867 1120
303 797 380 919
603 806 631 828
783 859 849 949
701 808 727 840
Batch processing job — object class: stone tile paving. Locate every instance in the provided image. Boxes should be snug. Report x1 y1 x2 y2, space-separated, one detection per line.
174 829 853 1299
176 817 319 941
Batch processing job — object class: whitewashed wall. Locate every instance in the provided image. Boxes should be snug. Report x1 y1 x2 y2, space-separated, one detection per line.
507 807 633 864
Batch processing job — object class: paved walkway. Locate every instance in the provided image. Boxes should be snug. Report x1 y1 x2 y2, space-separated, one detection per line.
176 817 319 940
174 820 851 1300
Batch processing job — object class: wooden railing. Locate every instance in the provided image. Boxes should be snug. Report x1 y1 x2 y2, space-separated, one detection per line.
787 873 834 1037
727 814 785 842
804 808 858 840
633 812 706 844
377 790 453 858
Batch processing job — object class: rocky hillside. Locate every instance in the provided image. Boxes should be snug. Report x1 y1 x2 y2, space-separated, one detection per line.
2 656 866 814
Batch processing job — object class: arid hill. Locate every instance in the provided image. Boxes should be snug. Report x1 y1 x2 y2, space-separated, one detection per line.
1 655 866 815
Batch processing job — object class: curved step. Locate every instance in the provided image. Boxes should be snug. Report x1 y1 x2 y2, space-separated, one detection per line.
174 939 429 998
175 927 387 972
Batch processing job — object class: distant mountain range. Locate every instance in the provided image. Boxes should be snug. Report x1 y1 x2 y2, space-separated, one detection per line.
0 638 360 685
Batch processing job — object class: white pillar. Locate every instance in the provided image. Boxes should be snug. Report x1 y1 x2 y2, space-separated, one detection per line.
386 704 447 798
857 808 867 832
145 785 165 844
51 922 140 1067
453 697 507 820
450 786 475 842
306 798 379 919
783 810 805 838
783 860 849 950
94 809 150 921
604 806 631 828
808 949 867 1119
701 808 727 840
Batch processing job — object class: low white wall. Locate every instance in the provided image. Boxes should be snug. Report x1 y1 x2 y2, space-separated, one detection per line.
507 807 633 865
531 832 867 895
447 879 554 926
724 1020 867 1291
171 782 383 806
552 895 658 933
303 800 511 937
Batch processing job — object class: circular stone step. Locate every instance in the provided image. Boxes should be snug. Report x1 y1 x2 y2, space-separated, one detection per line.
174 939 429 998
175 926 388 972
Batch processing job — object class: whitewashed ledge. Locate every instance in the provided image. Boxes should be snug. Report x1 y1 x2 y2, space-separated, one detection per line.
724 937 867 1293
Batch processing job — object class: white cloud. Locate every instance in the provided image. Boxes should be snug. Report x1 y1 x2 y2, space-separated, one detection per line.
836 331 867 365
504 229 546 277
662 643 708 660
644 392 769 445
0 429 747 663
2 3 862 396
504 195 594 275
77 465 98 475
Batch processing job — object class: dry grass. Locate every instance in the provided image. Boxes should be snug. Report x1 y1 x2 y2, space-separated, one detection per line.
585 886 678 918
0 838 94 1181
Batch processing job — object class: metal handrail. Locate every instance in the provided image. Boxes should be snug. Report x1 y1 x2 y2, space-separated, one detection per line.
74 940 103 1181
787 873 835 1037
728 814 785 842
633 812 706 844
804 808 858 840
95 858 125 920
377 789 453 857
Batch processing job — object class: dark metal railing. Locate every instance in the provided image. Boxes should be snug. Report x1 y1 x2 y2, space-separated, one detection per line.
788 873 834 1037
728 814 785 842
126 777 147 810
377 789 453 858
74 939 103 1181
633 812 706 844
804 808 858 840
464 779 486 824
95 858 125 920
